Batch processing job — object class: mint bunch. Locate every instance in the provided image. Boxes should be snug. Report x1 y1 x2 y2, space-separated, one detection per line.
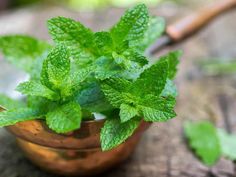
0 4 181 151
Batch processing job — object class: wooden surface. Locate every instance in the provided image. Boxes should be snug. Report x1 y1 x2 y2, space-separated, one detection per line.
0 2 236 177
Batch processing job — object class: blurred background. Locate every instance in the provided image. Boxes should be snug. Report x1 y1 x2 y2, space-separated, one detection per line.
0 0 236 177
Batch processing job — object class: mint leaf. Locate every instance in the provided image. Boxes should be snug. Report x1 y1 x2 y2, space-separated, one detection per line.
0 94 25 109
16 81 59 101
110 4 149 47
160 51 182 79
94 56 123 80
161 79 178 97
134 59 168 96
101 78 133 107
139 16 165 51
120 104 138 122
48 17 95 64
76 82 112 112
184 121 221 166
218 129 236 160
94 32 113 55
101 118 140 151
121 49 148 67
41 45 70 91
46 102 82 133
0 35 51 73
0 108 42 127
141 96 176 122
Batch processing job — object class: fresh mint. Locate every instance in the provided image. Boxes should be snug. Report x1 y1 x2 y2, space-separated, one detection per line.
184 121 221 166
184 121 236 166
0 4 180 151
0 35 51 77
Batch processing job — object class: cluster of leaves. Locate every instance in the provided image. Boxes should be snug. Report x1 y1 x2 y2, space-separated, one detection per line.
0 4 181 151
184 121 236 166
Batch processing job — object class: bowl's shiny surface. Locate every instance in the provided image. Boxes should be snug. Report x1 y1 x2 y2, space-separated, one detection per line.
6 119 151 176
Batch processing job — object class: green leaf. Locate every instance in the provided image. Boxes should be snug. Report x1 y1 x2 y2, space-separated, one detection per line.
16 81 59 101
76 82 112 112
184 121 221 166
94 56 123 80
0 108 42 127
110 4 149 47
41 45 70 91
0 94 25 109
46 102 82 133
141 96 176 122
161 79 178 97
160 51 182 79
101 78 133 107
139 16 165 51
48 16 95 64
94 32 113 55
0 35 51 73
134 59 169 96
218 129 236 160
101 118 140 151
122 49 148 67
120 104 138 122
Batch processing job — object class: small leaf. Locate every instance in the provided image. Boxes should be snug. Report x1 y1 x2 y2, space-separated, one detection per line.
76 82 112 112
94 31 113 55
0 108 42 127
46 102 82 133
161 79 178 97
134 59 169 96
218 129 236 160
141 96 176 122
139 16 165 51
101 78 133 107
101 118 140 151
120 104 138 122
184 121 221 166
41 45 70 91
110 4 149 47
0 35 51 73
16 81 59 101
0 94 26 109
160 51 182 79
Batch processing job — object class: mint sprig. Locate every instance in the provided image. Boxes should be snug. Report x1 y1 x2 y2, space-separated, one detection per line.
184 121 236 166
0 4 180 151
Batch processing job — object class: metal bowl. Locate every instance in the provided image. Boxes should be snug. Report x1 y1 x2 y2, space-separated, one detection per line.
6 118 151 176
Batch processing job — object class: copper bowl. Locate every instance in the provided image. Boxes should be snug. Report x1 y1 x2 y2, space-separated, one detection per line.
5 116 151 176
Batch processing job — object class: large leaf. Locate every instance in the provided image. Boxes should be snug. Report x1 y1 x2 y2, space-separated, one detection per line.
0 94 25 109
101 118 140 151
0 108 42 127
0 35 51 73
16 81 59 101
48 16 95 64
184 121 221 166
46 102 82 133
